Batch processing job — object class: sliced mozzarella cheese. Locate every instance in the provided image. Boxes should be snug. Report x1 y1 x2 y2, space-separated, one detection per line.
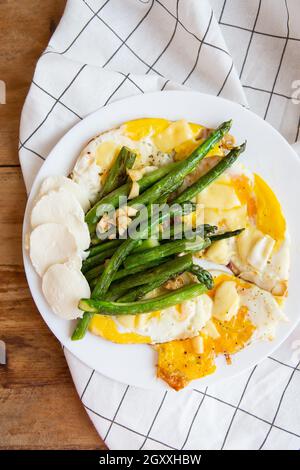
39 175 90 212
197 183 241 210
30 223 81 276
61 213 90 251
31 188 84 228
153 120 194 152
212 281 240 321
42 263 90 320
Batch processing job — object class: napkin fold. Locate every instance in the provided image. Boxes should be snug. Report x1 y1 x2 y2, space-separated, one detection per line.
20 0 300 450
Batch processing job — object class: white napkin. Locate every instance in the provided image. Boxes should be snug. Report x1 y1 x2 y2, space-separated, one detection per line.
20 0 300 450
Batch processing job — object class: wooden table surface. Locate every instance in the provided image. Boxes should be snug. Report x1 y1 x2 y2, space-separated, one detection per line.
0 0 105 450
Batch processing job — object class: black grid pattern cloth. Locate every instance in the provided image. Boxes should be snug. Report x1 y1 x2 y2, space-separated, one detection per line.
20 0 300 450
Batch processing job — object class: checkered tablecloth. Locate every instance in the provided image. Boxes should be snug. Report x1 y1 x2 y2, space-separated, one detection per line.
20 0 300 450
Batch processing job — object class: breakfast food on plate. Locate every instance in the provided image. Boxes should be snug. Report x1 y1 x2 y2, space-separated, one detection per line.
27 118 290 391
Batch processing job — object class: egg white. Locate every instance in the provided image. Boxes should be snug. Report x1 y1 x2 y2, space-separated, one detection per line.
71 127 173 202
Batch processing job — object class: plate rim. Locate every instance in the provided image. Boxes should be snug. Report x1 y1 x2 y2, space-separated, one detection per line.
22 90 300 391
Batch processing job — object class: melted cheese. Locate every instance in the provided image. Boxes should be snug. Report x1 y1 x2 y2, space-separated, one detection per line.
204 205 248 231
153 120 194 152
122 118 170 140
205 238 231 265
212 281 240 321
95 141 120 170
197 182 241 210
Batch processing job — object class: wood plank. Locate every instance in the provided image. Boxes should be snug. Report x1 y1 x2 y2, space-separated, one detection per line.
0 0 107 449
0 0 66 165
0 168 104 449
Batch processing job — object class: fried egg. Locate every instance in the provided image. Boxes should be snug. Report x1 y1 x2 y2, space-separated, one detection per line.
77 118 289 390
197 164 290 296
71 118 226 202
90 289 213 344
156 272 287 390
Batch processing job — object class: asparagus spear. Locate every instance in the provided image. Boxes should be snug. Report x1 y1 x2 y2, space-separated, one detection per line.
81 247 116 274
133 238 160 253
85 161 180 226
106 254 193 300
120 264 214 301
85 257 169 284
174 142 246 204
118 278 167 302
86 237 155 260
79 283 207 315
72 205 187 340
97 146 136 200
160 223 217 240
73 122 231 340
87 239 123 258
124 237 210 269
189 265 214 289
86 265 106 284
209 228 244 242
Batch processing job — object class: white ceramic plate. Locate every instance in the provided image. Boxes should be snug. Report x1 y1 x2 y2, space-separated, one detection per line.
23 91 300 390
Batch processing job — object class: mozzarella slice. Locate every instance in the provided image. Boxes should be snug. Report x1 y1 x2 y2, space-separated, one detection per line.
42 263 90 320
30 223 81 276
39 175 90 212
212 281 240 321
61 213 90 251
31 188 84 228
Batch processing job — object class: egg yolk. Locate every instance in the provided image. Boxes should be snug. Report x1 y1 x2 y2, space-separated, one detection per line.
89 315 151 344
231 174 257 219
156 308 255 391
122 118 170 140
254 173 286 244
156 276 256 391
156 335 216 391
213 306 256 356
